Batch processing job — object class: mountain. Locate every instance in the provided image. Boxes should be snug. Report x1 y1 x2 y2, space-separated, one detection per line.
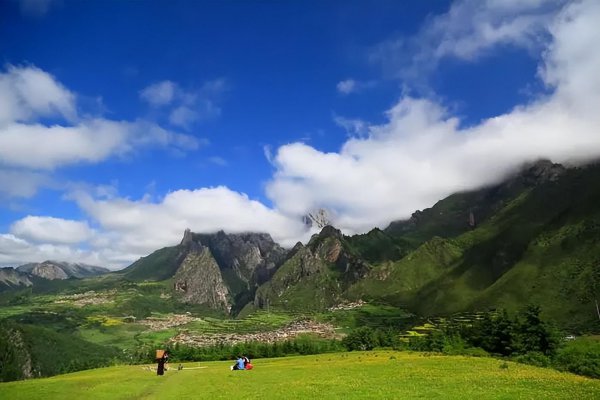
0 268 33 290
16 261 109 280
254 225 370 310
7 160 593 329
253 160 600 330
121 229 288 313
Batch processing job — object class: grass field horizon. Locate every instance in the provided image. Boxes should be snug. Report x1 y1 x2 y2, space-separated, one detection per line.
1 351 598 399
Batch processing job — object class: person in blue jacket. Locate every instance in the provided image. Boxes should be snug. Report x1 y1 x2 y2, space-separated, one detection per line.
230 356 245 370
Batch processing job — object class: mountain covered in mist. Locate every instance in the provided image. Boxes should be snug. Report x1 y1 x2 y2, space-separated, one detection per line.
114 160 600 329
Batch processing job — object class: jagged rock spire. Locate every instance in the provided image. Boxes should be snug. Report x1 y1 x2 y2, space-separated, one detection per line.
181 228 193 246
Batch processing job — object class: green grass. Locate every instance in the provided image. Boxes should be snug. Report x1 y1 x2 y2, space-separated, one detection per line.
1 351 598 399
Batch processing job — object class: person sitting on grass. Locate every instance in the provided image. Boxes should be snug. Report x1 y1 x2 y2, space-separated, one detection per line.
230 356 245 371
243 356 253 370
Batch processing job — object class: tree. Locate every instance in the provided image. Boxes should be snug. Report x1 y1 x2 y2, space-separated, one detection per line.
513 305 561 355
342 327 377 351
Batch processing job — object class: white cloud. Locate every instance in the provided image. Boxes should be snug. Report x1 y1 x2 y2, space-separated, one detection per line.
0 233 107 268
336 79 376 95
333 114 369 137
0 169 52 198
371 0 565 85
141 78 228 128
207 156 228 166
267 0 600 233
337 79 357 94
169 106 199 129
57 186 310 267
0 119 199 170
0 66 200 173
0 65 76 125
139 80 176 107
10 216 94 244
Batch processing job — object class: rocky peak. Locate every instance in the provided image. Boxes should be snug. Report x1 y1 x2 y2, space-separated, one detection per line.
180 228 193 246
0 267 33 288
518 159 566 185
319 225 343 239
32 262 69 280
173 247 231 312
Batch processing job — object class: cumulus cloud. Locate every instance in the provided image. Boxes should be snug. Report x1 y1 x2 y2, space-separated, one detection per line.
0 65 76 125
10 216 94 244
0 233 106 267
0 65 200 174
267 0 600 233
0 169 53 198
62 186 308 266
0 119 199 170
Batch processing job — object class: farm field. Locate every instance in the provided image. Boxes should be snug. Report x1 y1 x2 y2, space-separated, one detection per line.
1 351 598 400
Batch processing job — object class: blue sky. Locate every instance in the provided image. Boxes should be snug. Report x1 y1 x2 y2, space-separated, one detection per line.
1 0 599 268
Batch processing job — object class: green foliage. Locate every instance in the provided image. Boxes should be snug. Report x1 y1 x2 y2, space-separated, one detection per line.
342 326 403 351
122 246 185 281
345 229 412 263
512 305 561 355
342 327 377 351
553 338 600 378
0 320 120 382
165 335 344 363
514 351 552 368
467 310 515 356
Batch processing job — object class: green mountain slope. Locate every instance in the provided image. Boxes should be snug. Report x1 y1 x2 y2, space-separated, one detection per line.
256 161 600 330
359 162 600 330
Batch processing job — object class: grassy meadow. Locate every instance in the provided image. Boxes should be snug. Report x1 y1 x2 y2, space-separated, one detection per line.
1 351 598 400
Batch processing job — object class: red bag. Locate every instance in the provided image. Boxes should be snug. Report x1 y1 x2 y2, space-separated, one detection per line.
245 363 253 370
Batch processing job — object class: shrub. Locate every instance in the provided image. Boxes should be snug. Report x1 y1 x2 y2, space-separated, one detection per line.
553 338 600 379
342 327 377 351
514 351 551 368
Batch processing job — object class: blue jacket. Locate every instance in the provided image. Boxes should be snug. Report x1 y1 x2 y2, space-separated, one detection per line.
237 358 245 370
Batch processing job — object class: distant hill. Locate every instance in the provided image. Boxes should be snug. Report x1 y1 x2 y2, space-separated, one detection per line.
16 261 109 280
0 268 33 291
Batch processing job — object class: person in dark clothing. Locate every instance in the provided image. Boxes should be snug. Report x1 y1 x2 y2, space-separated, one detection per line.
157 351 168 376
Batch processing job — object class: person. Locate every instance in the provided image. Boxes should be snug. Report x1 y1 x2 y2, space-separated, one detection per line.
157 352 167 376
230 356 245 371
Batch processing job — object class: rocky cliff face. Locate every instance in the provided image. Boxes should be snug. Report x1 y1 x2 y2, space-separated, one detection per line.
173 247 231 312
17 261 109 280
254 226 370 310
168 229 288 313
0 268 33 289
